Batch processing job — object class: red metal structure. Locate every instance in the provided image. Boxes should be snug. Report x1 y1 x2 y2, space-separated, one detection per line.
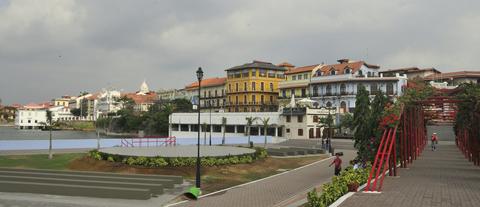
121 136 176 147
364 88 468 192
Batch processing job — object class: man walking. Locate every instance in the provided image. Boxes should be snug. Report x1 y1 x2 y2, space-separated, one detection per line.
431 132 438 151
329 153 342 176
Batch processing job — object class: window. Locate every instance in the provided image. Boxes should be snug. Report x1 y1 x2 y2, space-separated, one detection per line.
340 84 347 95
259 69 267 77
326 85 332 96
358 70 363 76
235 83 239 92
261 82 264 91
297 115 303 123
301 88 306 97
313 115 319 122
282 90 286 98
226 125 235 133
252 95 256 104
251 69 257 76
270 83 274 91
228 84 231 92
291 89 295 97
28 120 31 123
340 101 347 113
313 85 318 96
204 91 207 98
357 84 364 93
270 96 273 103
208 91 211 97
286 115 291 122
330 70 336 75
371 83 378 94
292 75 297 81
387 83 394 95
242 69 249 77
244 82 247 91
268 72 276 78
235 96 238 104
298 129 303 136
252 82 256 91
261 95 264 104
368 71 372 77
326 102 332 107
286 128 290 133
215 90 218 97
244 95 247 104
345 68 351 74
304 74 309 79
298 74 302 80
234 72 241 78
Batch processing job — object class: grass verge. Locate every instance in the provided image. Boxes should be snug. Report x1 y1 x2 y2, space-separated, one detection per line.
0 153 85 170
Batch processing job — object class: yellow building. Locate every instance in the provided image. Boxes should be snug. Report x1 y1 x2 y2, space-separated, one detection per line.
225 60 287 112
278 64 322 107
54 96 72 107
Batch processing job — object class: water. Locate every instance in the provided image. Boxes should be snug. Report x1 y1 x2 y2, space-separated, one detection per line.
0 127 272 150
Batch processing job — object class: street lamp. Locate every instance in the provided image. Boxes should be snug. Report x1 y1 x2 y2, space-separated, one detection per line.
195 67 203 189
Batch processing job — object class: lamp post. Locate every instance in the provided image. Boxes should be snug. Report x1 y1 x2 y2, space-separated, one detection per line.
195 67 203 189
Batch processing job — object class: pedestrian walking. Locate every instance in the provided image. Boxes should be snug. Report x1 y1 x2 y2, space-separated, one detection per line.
329 153 342 176
431 132 438 151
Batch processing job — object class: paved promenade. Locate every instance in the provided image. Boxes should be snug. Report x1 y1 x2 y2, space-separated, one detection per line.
340 142 480 207
174 148 356 207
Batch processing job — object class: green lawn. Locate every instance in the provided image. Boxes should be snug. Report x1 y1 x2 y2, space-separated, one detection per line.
0 153 85 170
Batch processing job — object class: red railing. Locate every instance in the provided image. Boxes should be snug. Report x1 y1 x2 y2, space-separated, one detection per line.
457 128 480 166
121 136 176 147
365 105 427 192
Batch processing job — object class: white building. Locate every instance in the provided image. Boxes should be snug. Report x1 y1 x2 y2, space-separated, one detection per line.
15 103 49 129
94 89 122 119
49 105 76 122
281 107 336 139
169 112 283 139
309 59 408 113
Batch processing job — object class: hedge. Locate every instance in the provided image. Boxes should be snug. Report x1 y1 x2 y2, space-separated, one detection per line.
88 147 268 168
307 164 371 207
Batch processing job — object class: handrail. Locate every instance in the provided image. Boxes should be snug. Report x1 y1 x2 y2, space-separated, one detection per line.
120 136 176 148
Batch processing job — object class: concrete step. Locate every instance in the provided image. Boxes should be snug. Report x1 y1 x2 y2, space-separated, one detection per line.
0 170 175 188
0 174 164 195
0 167 183 184
0 180 151 200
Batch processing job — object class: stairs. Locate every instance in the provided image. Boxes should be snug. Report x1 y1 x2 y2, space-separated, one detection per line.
0 167 183 200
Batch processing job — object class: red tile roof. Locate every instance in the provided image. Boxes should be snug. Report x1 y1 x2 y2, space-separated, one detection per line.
382 67 441 74
185 77 226 89
424 71 480 81
285 64 320 75
277 62 295 68
314 60 379 77
122 92 158 104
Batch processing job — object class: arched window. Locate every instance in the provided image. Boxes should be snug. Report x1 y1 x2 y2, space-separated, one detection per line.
244 82 247 91
326 85 332 96
368 71 372 77
326 102 332 107
313 85 318 97
330 70 336 75
387 83 394 95
340 84 346 95
340 101 347 113
358 70 363 76
357 84 364 93
345 68 351 74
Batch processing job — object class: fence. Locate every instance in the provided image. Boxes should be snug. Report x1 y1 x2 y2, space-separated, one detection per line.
120 136 176 147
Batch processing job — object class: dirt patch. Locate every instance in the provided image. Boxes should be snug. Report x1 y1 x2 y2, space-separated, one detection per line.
69 154 328 194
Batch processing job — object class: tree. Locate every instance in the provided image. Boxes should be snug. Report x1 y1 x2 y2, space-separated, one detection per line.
339 113 354 134
118 96 135 111
366 91 388 161
171 99 194 112
245 117 259 145
221 117 227 145
353 85 371 162
261 117 270 148
46 110 53 160
319 113 334 137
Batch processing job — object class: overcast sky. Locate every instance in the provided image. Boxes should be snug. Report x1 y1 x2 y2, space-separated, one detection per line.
1 0 479 105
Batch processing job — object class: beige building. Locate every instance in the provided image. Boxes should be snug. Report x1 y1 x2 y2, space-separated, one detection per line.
185 77 226 112
281 107 335 139
380 67 441 80
278 64 323 107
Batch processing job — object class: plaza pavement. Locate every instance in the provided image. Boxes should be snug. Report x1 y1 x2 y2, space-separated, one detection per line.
339 141 480 207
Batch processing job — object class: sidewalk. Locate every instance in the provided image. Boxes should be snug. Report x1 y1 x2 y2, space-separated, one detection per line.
340 142 480 207
174 150 356 207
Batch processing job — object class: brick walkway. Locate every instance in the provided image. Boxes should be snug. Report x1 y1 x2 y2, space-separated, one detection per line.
174 149 356 207
340 142 480 207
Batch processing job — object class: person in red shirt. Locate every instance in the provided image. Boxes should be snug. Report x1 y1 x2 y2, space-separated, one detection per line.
431 132 438 151
329 153 342 176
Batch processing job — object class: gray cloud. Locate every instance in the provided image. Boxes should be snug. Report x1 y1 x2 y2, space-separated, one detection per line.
0 0 479 104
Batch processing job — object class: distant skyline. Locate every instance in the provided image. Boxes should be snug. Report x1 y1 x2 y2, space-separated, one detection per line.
1 0 480 105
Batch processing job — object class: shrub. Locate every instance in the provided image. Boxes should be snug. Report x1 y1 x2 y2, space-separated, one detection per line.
307 164 372 207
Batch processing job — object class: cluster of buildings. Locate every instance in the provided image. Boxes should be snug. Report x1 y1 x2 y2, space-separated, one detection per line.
167 59 480 140
13 81 158 129
6 58 480 138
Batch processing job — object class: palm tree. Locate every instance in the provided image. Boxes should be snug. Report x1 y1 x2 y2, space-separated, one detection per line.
46 110 53 159
245 117 259 145
221 117 227 145
261 117 270 148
